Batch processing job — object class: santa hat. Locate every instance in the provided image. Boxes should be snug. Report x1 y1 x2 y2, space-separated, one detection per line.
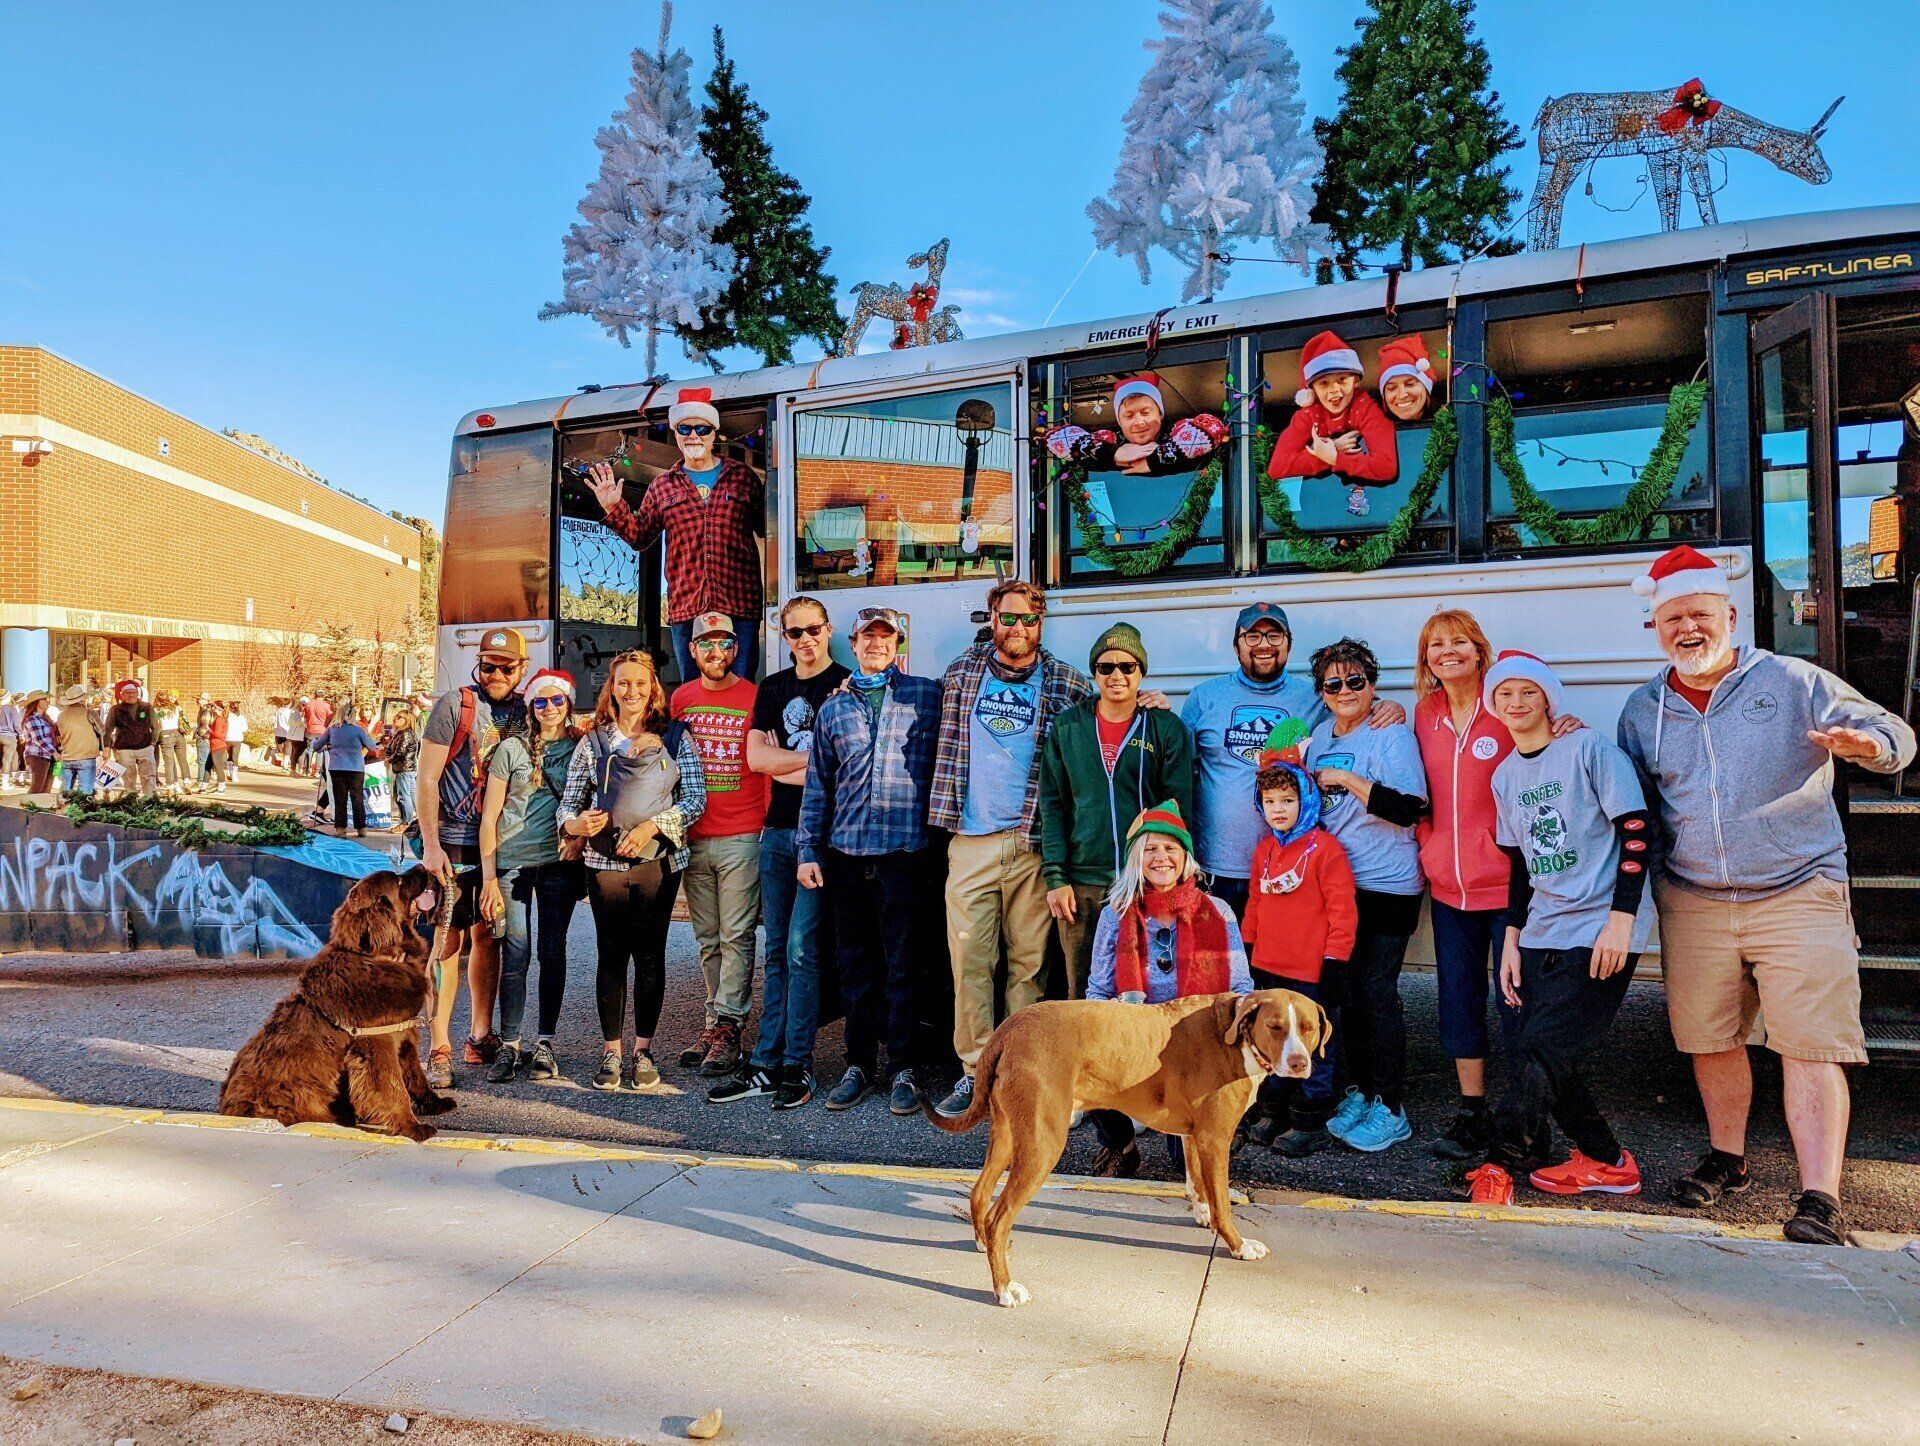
1112 373 1164 414
523 668 576 704
1482 650 1565 715
1377 335 1435 394
666 386 720 430
115 679 141 700
1631 545 1730 611
1296 330 1364 407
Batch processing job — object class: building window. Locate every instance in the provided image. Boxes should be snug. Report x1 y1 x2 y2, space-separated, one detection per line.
793 382 1015 592
1485 296 1712 553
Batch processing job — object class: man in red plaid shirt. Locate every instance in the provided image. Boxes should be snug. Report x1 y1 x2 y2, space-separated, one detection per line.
587 386 764 684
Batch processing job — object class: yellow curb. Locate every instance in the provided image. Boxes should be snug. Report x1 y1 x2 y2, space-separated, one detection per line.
0 1096 164 1123
809 1162 980 1186
686 1155 802 1173
154 1112 285 1133
285 1121 410 1146
472 1136 703 1167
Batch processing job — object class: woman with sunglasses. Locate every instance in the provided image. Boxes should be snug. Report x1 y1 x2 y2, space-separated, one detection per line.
1302 638 1428 1155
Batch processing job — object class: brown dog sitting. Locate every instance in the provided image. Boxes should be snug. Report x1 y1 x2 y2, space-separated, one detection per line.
927 988 1330 1307
219 869 454 1140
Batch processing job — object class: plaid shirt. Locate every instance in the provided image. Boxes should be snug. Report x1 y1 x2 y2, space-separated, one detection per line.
603 458 764 624
795 673 943 864
555 725 706 872
22 712 56 759
928 642 1093 849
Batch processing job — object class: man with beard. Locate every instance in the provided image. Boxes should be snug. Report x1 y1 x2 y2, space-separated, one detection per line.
1617 546 1914 1246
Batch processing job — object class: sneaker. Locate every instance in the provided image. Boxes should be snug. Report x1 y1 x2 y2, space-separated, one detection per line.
1465 1162 1515 1205
625 1049 661 1090
591 1050 622 1091
1325 1086 1370 1140
1529 1149 1642 1196
824 1065 873 1111
426 1045 454 1090
1342 1099 1412 1153
1783 1189 1855 1247
772 1067 814 1111
888 1069 922 1116
1670 1150 1751 1208
1090 1139 1142 1178
933 1075 974 1120
679 1027 716 1070
700 1020 743 1079
527 1041 560 1081
1431 1103 1491 1160
1246 1112 1285 1150
1272 1126 1334 1158
463 1032 502 1067
485 1044 522 1084
708 1066 776 1104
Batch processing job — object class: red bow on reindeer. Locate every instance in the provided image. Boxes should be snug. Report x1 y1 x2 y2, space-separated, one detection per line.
906 282 939 326
1656 78 1722 134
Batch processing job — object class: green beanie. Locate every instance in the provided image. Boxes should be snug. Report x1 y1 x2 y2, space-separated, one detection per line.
1089 621 1148 673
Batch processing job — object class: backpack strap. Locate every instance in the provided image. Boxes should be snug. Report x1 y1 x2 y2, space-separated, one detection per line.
443 687 478 779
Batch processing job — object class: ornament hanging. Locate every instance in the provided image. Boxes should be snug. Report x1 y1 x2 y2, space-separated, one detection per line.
839 238 965 356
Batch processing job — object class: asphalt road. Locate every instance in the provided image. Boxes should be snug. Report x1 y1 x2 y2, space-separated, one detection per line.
3 917 1916 1235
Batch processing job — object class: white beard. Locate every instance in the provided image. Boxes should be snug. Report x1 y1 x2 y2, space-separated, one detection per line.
1667 634 1733 680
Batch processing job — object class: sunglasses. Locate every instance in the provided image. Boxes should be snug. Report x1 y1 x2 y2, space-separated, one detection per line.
1319 673 1370 695
477 660 523 677
674 423 715 438
1093 660 1140 677
996 612 1041 629
693 638 736 655
530 696 570 711
783 623 826 641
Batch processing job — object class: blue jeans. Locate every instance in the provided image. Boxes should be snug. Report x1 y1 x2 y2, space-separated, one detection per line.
1430 898 1523 1063
497 861 583 1042
392 771 418 825
63 759 96 798
753 828 823 1072
668 615 759 686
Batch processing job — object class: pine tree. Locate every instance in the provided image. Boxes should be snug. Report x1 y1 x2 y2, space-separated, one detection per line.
1088 0 1329 302
677 28 842 369
540 2 733 374
1310 0 1522 277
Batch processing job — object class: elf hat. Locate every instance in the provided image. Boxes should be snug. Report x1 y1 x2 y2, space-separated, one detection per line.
1631 544 1730 612
667 386 720 430
1377 335 1435 394
1126 800 1193 858
1112 373 1164 414
1296 330 1364 407
1483 649 1565 715
523 669 576 704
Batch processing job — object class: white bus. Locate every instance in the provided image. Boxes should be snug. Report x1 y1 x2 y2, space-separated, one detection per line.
443 203 1920 1055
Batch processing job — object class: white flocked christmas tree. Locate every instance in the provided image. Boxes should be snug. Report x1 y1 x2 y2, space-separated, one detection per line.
1088 0 1329 301
541 3 733 374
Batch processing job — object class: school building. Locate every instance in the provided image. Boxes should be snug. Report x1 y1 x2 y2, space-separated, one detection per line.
0 346 424 702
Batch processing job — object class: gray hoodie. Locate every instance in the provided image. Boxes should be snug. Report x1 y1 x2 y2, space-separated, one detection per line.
1617 647 1916 902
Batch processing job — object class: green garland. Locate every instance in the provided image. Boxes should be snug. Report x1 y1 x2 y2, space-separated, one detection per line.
1488 381 1707 547
30 794 312 851
1256 409 1458 572
1060 448 1223 577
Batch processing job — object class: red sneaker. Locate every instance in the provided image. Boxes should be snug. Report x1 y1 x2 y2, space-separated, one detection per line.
462 1031 502 1066
1529 1149 1642 1196
1464 1163 1514 1205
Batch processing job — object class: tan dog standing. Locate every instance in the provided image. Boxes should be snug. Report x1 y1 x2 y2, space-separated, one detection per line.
927 987 1330 1307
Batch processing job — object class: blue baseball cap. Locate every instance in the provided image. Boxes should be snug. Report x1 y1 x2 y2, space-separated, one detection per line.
1234 602 1291 637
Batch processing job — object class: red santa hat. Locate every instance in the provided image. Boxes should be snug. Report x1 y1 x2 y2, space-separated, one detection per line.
522 668 576 704
1112 372 1164 414
1630 545 1730 611
1296 330 1365 407
666 386 720 430
115 679 141 700
1482 650 1564 715
1377 335 1435 394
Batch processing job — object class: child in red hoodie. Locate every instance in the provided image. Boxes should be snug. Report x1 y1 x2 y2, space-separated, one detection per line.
1266 330 1400 502
1240 722 1357 1156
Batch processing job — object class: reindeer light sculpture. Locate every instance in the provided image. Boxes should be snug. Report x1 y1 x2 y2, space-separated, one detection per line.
838 238 965 357
1528 82 1842 251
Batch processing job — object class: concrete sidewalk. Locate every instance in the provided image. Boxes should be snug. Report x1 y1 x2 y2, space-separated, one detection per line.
1 1098 1916 1444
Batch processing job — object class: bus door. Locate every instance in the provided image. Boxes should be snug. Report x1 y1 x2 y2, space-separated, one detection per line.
1755 295 1843 669
778 367 1025 677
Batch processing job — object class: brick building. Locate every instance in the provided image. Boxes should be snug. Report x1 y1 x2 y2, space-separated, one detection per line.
0 346 424 704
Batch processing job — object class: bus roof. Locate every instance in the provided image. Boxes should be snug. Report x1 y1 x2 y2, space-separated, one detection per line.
457 203 1920 436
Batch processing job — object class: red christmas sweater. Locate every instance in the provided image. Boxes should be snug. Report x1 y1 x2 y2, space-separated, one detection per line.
1241 826 1358 985
1265 390 1399 484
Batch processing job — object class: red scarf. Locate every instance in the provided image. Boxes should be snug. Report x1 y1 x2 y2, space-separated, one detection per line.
1112 880 1231 1000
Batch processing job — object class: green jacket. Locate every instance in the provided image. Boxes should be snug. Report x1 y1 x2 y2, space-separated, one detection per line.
1038 701 1195 890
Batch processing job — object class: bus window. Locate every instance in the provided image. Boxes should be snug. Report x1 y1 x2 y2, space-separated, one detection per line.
441 428 554 625
794 383 1015 591
1486 295 1711 552
1257 328 1451 568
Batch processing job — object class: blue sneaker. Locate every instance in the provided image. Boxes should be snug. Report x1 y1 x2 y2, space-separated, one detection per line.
1343 1100 1412 1153
1326 1087 1370 1140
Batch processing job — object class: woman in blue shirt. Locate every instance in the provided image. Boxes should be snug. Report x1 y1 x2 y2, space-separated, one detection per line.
313 710 376 836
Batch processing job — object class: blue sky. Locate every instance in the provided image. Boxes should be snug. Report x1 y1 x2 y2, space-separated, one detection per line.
6 2 1913 524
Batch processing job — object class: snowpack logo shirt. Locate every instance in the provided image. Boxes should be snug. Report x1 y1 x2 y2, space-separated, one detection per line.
958 671 1041 836
1304 717 1427 896
1180 669 1327 881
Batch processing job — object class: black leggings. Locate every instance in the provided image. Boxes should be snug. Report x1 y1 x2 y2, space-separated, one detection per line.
330 769 366 830
1489 946 1638 1173
589 860 681 1043
1336 890 1419 1112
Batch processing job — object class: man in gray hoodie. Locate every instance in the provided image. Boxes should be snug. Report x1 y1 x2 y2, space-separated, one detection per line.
1617 546 1915 1247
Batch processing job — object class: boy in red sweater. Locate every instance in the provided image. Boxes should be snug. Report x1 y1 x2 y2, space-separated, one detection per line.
1240 722 1358 1156
1265 330 1400 515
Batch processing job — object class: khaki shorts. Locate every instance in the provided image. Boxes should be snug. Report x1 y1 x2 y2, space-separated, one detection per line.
1654 874 1865 1064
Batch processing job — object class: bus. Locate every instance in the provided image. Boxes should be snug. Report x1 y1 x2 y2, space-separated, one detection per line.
442 203 1920 1056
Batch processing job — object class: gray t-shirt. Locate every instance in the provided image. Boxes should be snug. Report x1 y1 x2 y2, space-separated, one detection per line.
1304 718 1426 895
424 687 528 849
1494 730 1655 952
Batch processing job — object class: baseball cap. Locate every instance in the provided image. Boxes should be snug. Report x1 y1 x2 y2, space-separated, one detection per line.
691 611 735 640
1234 602 1291 637
852 606 902 637
477 627 528 661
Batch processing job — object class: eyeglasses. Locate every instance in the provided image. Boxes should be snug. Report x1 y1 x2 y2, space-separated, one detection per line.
1093 660 1140 677
476 660 523 677
674 423 715 438
1319 673 1370 695
996 612 1041 629
1241 631 1286 647
693 638 735 655
530 696 570 711
783 623 826 641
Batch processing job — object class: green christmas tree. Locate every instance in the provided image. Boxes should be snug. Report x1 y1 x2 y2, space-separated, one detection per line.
1309 0 1522 277
678 28 843 368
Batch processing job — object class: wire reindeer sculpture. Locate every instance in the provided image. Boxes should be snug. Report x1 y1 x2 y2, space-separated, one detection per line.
838 238 965 356
1528 81 1843 252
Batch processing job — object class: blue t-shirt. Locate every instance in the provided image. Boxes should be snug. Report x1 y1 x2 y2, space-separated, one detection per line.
1180 670 1328 880
687 462 722 500
1305 718 1426 895
958 671 1041 836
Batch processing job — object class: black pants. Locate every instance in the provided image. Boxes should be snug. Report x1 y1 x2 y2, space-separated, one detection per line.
826 847 922 1080
289 738 308 770
1209 874 1250 922
1336 890 1418 1113
589 860 681 1042
505 860 583 1039
1487 946 1637 1173
330 769 366 831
